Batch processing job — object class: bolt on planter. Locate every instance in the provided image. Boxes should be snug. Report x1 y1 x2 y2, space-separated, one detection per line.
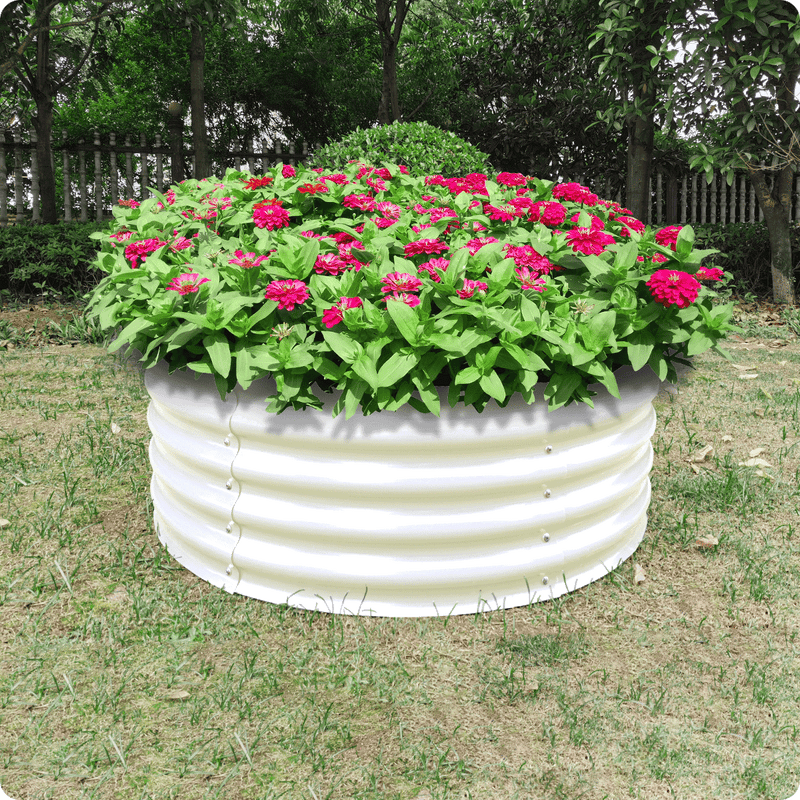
146 362 660 616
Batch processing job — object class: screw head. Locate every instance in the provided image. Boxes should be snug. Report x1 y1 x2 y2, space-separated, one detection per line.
225 479 233 490
543 488 551 498
542 576 549 585
542 532 550 543
225 565 233 576
545 445 553 454
225 522 233 533
223 437 230 446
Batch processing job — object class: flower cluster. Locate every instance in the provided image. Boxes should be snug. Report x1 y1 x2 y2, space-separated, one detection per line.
87 161 733 417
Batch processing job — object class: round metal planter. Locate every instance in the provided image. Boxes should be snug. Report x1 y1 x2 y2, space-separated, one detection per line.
145 364 660 616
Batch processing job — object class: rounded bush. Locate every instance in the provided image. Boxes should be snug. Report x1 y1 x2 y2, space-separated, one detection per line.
309 121 492 177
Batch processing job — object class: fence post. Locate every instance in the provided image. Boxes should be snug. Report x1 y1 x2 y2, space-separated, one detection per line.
719 172 726 225
13 131 25 223
62 130 72 222
0 131 6 226
140 132 149 200
78 137 88 222
124 134 133 198
94 130 103 221
168 102 184 184
155 133 163 192
795 176 800 222
109 132 118 208
247 136 255 174
710 172 717 224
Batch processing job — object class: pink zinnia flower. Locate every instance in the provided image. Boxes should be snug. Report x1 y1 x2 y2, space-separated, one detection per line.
569 213 605 231
456 279 488 299
314 253 349 275
377 201 402 219
465 236 499 255
381 272 423 294
565 227 616 255
614 215 645 235
695 266 724 281
253 203 290 230
655 225 682 251
646 270 700 308
343 193 377 212
496 172 527 187
552 182 599 205
530 201 567 227
322 296 363 328
166 272 209 295
282 164 296 178
404 238 449 257
516 268 548 292
297 182 329 194
229 250 268 269
484 203 522 222
504 245 555 273
264 279 310 310
124 238 168 268
418 258 449 282
386 292 421 307
322 173 348 185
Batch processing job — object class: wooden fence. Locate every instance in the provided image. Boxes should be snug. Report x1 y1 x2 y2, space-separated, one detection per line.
1 126 799 228
0 127 313 225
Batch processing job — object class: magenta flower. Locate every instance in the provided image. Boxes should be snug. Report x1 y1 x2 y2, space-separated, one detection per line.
565 227 616 255
696 266 724 281
504 245 555 273
124 238 168 268
404 238 449 257
253 204 290 230
552 182 599 205
229 250 269 269
166 272 210 295
321 296 363 328
530 201 567 227
614 215 646 235
417 258 449 282
496 172 527 187
343 193 377 212
282 164 296 178
456 279 488 299
381 272 423 294
465 236 499 255
484 203 522 222
264 279 310 310
314 253 349 275
377 201 402 219
516 268 548 292
647 270 700 308
385 292 421 308
655 225 682 251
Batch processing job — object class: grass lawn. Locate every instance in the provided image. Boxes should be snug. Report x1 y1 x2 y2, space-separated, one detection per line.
0 299 799 800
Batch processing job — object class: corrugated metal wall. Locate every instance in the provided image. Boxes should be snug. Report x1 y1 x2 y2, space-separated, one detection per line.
146 364 660 616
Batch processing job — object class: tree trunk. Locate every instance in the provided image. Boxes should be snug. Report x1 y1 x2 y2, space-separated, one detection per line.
375 0 409 124
626 110 654 224
751 167 796 305
189 19 210 178
32 0 57 224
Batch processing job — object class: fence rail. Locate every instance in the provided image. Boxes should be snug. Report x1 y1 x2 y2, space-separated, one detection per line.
0 127 313 225
1 126 799 228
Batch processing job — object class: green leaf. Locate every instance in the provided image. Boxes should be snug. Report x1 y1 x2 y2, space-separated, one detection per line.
376 351 418 388
352 354 380 391
627 342 654 372
203 333 232 378
386 298 419 345
479 370 506 403
322 330 363 364
107 316 155 354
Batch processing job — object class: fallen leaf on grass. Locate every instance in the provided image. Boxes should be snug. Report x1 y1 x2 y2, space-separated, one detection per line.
110 422 121 435
739 457 773 468
722 434 733 443
739 374 759 380
162 689 191 701
749 447 766 458
731 363 755 371
696 535 719 549
0 519 9 529
634 563 646 584
754 409 765 418
687 444 714 463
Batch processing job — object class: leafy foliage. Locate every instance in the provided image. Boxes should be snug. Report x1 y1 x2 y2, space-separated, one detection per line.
309 121 492 177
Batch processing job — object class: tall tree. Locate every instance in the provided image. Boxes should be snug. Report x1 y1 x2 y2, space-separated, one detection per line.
677 0 800 304
590 0 688 222
0 0 124 222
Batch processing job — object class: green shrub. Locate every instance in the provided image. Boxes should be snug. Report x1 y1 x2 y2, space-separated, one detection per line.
309 121 493 177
